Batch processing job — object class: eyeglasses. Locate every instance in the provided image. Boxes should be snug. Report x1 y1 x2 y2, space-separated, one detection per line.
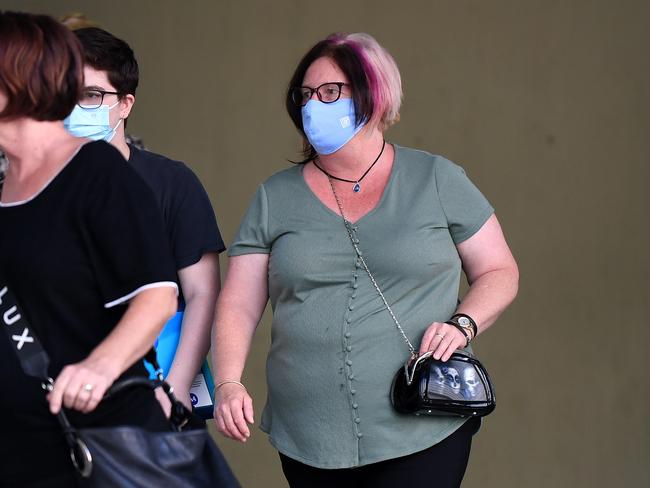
78 89 120 109
290 82 348 106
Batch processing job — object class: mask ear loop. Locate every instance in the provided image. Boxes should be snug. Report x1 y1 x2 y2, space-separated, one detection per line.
106 118 123 142
104 100 123 142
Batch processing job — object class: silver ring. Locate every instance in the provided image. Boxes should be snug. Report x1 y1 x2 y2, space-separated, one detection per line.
434 333 445 339
83 383 94 392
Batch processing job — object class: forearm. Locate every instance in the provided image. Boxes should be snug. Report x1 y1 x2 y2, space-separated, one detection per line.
166 292 215 391
212 253 269 385
456 267 519 335
88 287 177 378
212 295 260 383
212 293 260 441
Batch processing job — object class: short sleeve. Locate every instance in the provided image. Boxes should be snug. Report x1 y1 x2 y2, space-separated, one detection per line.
167 166 226 269
228 184 271 256
82 154 178 308
435 158 494 244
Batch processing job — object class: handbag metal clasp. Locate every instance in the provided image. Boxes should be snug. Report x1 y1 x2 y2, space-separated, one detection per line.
404 351 433 386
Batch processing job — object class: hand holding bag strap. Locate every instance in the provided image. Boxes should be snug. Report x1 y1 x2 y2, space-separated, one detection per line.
327 178 480 388
0 274 239 486
0 272 189 428
0 276 95 472
0 272 162 384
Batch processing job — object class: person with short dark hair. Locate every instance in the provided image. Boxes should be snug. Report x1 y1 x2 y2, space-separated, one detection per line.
213 33 519 487
68 27 225 412
0 11 178 486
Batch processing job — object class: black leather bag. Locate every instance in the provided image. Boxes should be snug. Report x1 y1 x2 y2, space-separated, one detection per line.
0 278 239 488
59 378 239 488
391 350 496 417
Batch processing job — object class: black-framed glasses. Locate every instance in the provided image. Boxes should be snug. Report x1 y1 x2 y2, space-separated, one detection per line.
78 89 120 109
290 82 348 107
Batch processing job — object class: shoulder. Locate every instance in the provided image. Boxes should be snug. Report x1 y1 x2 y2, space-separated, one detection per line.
129 145 196 179
128 145 207 195
76 140 126 166
259 165 303 194
395 145 458 173
69 142 157 212
394 145 465 190
73 141 137 184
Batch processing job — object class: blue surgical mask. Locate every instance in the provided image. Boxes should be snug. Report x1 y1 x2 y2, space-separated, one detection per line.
64 101 122 142
301 98 365 155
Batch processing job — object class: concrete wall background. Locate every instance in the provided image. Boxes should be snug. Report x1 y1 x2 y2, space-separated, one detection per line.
4 1 648 486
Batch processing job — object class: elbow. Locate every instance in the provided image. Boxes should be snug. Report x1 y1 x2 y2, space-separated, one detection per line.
508 262 520 304
161 286 178 322
183 286 218 309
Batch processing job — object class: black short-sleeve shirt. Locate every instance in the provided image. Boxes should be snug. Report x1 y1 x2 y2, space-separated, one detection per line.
0 141 178 484
128 145 225 275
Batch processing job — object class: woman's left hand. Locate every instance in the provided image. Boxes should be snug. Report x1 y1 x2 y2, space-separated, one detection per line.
418 322 467 361
47 357 120 415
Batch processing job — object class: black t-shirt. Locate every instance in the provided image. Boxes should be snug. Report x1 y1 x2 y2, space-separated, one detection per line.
128 145 225 278
0 141 177 485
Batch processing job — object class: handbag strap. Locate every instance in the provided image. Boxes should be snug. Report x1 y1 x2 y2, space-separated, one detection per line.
0 280 51 382
327 177 417 358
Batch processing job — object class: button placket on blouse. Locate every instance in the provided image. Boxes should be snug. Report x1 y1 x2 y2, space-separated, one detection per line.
342 255 363 440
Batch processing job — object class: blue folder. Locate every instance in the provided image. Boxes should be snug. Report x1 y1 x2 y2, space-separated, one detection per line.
145 311 215 419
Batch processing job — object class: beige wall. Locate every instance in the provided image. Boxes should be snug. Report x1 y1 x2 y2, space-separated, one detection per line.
4 1 649 486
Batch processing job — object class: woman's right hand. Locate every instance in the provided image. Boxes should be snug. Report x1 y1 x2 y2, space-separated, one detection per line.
214 383 255 442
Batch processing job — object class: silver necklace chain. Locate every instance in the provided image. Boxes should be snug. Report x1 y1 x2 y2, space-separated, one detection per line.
327 177 417 357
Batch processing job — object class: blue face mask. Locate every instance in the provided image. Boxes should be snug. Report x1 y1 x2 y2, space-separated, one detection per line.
301 98 365 155
63 102 122 142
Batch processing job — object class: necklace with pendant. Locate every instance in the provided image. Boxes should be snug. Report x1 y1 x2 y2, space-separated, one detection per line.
313 140 386 193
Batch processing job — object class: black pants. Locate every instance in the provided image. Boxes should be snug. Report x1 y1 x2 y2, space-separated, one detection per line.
280 417 481 488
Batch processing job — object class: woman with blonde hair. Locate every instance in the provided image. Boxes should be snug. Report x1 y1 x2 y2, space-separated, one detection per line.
213 32 518 487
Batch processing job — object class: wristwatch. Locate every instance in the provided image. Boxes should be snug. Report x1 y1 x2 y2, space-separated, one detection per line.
447 314 478 342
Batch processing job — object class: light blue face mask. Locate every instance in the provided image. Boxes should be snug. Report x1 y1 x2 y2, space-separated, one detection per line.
301 98 365 155
63 102 122 142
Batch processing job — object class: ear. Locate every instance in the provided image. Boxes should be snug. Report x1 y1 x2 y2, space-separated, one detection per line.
119 94 136 119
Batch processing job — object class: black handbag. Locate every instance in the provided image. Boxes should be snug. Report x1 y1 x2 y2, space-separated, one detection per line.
327 177 496 418
390 350 495 417
0 278 239 488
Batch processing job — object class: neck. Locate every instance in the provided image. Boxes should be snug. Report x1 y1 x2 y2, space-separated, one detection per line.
0 118 76 176
109 125 130 160
316 126 385 176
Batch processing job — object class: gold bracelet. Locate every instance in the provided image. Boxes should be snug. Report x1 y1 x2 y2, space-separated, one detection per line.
214 380 247 392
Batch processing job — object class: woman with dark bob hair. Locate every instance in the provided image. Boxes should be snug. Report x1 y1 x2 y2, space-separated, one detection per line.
0 11 177 487
213 33 519 486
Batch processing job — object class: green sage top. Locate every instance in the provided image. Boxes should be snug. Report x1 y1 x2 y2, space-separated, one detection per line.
229 145 494 468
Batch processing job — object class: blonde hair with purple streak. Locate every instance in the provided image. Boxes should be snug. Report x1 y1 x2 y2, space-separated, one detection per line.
333 33 402 128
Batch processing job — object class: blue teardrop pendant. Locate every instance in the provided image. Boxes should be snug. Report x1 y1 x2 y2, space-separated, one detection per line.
353 182 361 193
